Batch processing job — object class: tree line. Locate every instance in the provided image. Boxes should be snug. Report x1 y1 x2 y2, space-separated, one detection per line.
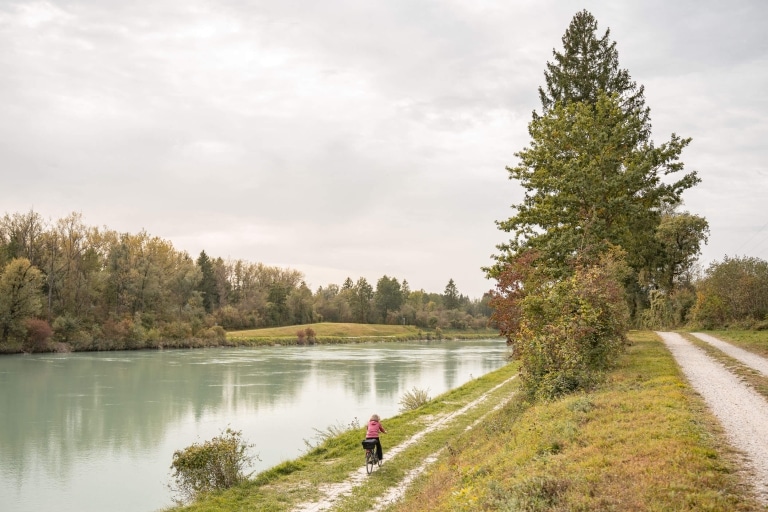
0 210 491 352
687 255 768 330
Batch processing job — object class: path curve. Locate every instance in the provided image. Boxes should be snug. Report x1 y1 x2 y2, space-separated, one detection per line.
690 332 768 376
657 331 768 503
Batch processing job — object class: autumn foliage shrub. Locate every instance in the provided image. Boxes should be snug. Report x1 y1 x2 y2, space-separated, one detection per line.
24 318 52 352
491 251 629 400
296 327 316 344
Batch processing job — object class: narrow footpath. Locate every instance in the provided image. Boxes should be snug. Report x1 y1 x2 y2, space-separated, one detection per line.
656 332 768 504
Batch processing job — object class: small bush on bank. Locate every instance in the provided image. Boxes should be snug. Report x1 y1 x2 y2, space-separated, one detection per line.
169 428 257 505
201 325 226 340
23 318 52 352
399 387 431 411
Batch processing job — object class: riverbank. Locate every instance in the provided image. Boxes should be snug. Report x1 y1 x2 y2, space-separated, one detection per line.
0 323 502 354
169 331 765 511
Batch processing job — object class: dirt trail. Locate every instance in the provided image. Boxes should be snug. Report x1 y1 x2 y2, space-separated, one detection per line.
292 375 517 512
369 389 517 511
657 332 768 504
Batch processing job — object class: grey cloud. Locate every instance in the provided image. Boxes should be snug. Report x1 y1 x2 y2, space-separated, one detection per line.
1 0 767 297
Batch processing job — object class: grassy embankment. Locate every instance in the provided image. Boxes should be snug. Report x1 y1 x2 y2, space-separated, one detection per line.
226 322 500 346
171 331 765 511
392 330 764 511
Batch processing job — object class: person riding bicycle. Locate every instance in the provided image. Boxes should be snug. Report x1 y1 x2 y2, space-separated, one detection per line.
364 413 387 461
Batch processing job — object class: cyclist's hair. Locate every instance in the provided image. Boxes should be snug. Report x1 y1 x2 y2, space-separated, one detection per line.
370 414 380 421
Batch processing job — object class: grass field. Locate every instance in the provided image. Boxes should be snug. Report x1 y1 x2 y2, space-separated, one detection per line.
227 322 424 338
168 358 521 511
226 322 501 344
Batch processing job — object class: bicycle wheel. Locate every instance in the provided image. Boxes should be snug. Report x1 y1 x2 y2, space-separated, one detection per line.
365 450 374 474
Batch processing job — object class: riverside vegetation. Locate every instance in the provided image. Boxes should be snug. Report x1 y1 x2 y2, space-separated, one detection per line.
0 210 492 354
167 330 766 511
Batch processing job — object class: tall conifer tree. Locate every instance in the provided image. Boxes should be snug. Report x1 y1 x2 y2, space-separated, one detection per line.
491 11 702 318
537 9 648 130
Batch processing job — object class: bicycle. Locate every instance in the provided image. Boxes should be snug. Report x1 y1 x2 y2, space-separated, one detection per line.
361 438 382 474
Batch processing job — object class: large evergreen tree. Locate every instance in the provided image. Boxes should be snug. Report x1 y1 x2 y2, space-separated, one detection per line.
196 250 218 313
443 279 460 310
491 11 701 313
537 9 648 128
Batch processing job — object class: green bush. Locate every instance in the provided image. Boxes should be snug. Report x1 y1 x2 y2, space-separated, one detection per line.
161 321 193 340
169 428 257 505
201 325 226 340
52 314 79 343
692 256 768 328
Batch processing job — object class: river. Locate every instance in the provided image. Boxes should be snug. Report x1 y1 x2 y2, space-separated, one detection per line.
0 339 508 512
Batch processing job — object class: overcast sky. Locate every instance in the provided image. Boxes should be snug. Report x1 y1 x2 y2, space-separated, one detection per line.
1 0 766 299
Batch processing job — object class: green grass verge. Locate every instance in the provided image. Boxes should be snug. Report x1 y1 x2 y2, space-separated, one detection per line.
387 331 764 511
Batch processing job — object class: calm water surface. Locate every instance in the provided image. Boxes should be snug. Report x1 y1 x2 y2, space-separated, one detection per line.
0 339 508 512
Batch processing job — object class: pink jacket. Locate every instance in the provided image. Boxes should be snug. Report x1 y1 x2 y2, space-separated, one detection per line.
366 420 386 438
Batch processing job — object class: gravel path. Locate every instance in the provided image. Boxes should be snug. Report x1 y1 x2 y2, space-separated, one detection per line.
690 332 768 376
657 332 768 503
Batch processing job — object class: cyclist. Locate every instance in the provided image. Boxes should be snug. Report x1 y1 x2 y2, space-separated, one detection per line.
364 413 387 461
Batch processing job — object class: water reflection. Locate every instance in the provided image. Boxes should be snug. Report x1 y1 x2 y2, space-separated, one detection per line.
0 339 508 512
